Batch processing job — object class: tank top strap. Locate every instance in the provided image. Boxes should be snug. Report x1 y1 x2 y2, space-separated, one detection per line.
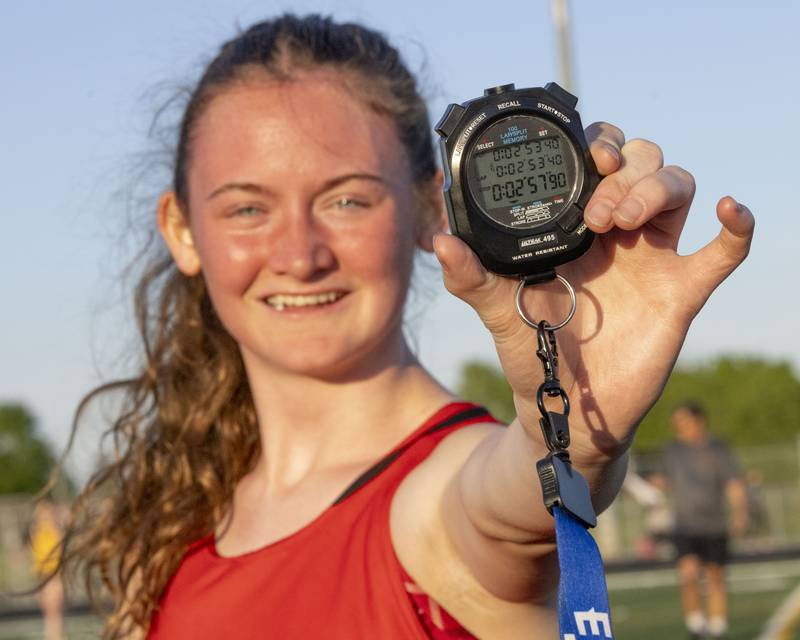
333 403 492 505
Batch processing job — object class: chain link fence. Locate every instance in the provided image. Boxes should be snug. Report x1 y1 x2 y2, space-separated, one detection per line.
596 439 800 561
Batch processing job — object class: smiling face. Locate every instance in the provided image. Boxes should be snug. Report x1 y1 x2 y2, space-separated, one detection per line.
160 72 436 380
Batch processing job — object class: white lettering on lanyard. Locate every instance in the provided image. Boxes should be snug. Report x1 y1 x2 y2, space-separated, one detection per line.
563 608 612 638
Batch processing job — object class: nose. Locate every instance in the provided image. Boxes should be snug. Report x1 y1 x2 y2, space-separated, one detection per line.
267 210 335 280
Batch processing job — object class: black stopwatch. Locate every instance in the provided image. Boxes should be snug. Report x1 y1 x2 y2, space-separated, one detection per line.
436 82 599 278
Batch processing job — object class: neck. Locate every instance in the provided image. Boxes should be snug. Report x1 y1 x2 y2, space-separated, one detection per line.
680 430 707 444
240 336 453 495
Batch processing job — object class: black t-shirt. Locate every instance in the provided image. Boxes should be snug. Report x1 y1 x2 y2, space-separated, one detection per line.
662 436 740 536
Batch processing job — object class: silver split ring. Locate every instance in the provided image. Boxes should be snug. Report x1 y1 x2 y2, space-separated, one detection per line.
515 274 576 331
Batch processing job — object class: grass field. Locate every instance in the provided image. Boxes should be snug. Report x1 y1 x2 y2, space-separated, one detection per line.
609 559 800 639
1 559 798 639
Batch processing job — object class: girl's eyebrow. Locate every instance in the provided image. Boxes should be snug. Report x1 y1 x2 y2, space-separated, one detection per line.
206 182 273 201
206 174 386 202
319 173 385 191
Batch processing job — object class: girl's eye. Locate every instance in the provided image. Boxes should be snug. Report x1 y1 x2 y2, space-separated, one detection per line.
334 197 368 210
233 205 263 217
222 205 267 220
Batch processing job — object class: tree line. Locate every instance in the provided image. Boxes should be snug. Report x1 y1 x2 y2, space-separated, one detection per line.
2 355 798 495
456 356 800 452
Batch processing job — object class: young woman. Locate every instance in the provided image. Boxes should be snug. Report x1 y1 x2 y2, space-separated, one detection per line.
59 14 754 639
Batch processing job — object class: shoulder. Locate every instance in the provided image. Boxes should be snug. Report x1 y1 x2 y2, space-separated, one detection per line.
707 435 731 449
706 435 736 460
392 421 501 516
393 419 503 511
392 401 503 495
707 436 741 469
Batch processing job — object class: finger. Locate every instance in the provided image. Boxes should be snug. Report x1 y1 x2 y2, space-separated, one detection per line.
432 233 518 333
584 138 665 231
433 233 489 293
686 196 755 302
610 165 696 234
585 121 625 176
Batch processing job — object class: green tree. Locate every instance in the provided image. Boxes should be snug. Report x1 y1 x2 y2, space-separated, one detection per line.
456 360 515 424
635 357 800 451
0 403 57 494
455 356 800 450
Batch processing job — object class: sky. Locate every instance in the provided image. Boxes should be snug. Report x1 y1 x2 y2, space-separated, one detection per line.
1 0 798 479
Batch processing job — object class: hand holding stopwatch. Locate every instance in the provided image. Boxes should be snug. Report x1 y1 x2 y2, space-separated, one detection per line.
436 85 614 638
435 81 599 525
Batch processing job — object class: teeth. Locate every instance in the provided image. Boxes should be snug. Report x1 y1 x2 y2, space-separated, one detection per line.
266 292 342 310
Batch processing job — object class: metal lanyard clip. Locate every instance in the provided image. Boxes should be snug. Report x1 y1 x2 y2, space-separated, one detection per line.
517 276 597 529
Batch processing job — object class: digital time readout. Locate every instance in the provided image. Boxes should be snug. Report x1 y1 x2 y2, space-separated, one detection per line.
472 137 570 210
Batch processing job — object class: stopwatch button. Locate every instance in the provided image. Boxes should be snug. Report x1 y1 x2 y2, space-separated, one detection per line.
484 83 516 96
435 103 466 138
558 206 584 232
544 82 578 109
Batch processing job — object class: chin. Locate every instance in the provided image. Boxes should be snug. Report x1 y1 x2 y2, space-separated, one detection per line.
242 341 382 382
280 355 358 380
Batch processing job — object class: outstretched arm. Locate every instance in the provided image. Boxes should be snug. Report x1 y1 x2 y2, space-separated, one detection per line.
395 123 755 607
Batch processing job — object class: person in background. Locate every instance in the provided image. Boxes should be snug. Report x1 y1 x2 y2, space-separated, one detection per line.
30 499 66 640
662 401 748 640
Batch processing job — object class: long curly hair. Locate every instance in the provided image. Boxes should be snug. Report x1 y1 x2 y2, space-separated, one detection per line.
57 14 437 637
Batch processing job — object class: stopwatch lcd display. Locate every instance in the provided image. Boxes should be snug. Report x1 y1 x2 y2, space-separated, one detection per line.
467 115 580 230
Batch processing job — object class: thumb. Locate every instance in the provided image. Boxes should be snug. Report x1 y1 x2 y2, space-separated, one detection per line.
686 196 755 303
432 233 518 333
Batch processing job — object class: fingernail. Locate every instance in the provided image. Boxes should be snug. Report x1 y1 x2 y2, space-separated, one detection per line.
585 201 612 227
615 199 643 224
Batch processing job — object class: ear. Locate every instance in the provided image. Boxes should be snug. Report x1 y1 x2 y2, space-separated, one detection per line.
416 170 449 252
157 191 201 276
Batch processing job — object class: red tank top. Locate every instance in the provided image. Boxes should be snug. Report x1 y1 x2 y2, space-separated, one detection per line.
148 403 493 639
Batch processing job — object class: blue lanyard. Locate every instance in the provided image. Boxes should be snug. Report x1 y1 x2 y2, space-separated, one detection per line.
553 505 613 639
514 280 614 638
529 317 614 639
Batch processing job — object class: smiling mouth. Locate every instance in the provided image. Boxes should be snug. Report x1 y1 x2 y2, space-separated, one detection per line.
265 291 346 311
